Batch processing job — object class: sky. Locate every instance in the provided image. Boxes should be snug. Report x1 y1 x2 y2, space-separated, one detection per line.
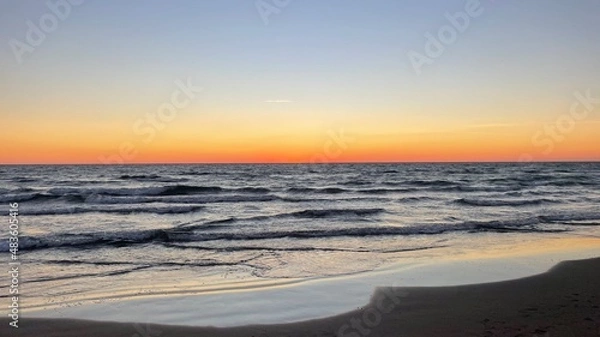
1 0 599 164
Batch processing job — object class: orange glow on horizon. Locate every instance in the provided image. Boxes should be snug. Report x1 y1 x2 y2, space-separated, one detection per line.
3 134 598 165
3 111 599 164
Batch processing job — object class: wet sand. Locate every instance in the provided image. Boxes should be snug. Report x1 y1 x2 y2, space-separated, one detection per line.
4 257 600 337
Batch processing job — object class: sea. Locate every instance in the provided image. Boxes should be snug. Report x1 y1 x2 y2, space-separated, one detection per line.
1 162 599 312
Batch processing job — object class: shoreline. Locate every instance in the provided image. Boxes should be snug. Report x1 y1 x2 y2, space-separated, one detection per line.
24 236 600 328
4 255 600 336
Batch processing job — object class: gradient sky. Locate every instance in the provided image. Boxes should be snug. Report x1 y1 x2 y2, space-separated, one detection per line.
1 0 599 164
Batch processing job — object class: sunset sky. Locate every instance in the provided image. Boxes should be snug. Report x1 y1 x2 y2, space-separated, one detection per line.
1 0 599 164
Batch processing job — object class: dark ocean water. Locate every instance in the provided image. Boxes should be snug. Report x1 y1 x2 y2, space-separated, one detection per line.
1 163 599 308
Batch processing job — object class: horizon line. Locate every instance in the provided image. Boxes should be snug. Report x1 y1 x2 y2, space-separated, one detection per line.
1 160 599 166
